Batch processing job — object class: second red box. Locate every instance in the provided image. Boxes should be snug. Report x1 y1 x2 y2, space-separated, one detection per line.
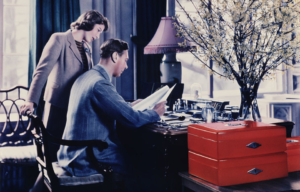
286 136 300 172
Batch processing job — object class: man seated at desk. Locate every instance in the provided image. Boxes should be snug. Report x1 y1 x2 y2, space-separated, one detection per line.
57 38 166 191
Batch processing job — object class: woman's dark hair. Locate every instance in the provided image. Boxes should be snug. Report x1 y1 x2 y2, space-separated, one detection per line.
70 10 109 31
100 39 129 62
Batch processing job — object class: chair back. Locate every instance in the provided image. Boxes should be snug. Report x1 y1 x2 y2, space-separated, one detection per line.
0 86 38 192
27 112 109 191
0 86 31 147
27 112 60 187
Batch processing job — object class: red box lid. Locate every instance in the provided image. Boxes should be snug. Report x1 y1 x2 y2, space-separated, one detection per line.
189 121 279 133
188 121 286 159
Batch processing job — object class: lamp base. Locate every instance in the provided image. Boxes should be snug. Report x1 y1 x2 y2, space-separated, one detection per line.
160 53 182 83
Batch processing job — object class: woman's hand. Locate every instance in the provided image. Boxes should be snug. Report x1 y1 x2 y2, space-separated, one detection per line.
20 101 35 115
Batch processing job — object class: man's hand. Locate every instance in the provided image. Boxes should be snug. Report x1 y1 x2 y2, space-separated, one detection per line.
20 101 35 115
153 101 167 116
130 99 143 107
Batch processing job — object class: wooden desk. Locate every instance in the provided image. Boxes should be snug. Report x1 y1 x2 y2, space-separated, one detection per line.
118 117 295 192
179 171 300 192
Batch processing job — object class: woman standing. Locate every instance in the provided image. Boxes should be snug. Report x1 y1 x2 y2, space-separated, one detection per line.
21 10 109 161
22 10 109 192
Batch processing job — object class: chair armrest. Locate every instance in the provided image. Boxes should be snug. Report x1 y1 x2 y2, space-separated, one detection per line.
26 112 108 151
43 131 108 151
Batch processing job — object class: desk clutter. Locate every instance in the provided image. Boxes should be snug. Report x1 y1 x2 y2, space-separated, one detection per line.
152 98 299 188
155 98 231 130
187 121 289 186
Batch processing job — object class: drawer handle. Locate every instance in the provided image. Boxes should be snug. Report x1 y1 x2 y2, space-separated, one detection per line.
246 142 261 149
248 168 262 175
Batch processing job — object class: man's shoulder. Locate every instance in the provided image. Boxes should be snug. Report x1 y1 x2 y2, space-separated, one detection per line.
76 69 110 86
85 71 113 92
71 71 107 97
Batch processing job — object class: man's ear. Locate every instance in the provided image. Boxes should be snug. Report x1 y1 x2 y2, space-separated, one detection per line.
112 52 118 63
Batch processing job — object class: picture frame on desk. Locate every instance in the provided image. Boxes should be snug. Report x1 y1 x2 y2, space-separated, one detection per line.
271 104 292 121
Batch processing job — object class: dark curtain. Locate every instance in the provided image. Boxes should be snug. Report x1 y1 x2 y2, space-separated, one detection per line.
134 0 166 98
90 0 135 100
28 0 80 117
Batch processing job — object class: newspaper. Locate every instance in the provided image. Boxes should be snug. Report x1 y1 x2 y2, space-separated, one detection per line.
132 84 176 111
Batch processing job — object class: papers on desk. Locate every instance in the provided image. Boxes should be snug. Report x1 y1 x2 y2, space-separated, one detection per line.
133 84 176 111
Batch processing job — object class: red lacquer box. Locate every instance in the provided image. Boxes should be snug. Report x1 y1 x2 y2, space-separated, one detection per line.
188 121 288 186
188 121 286 159
189 151 288 186
286 136 300 172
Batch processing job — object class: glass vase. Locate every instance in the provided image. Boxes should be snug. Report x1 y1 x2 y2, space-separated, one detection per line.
239 87 261 122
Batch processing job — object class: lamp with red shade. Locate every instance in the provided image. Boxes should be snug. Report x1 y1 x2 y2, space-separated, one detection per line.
144 1 194 83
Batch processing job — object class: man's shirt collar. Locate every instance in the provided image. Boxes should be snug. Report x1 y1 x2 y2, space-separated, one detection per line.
97 64 112 82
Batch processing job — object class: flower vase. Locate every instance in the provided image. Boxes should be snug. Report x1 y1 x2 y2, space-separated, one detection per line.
239 87 261 122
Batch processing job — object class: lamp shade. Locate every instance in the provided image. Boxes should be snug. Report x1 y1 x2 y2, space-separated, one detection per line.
144 17 193 54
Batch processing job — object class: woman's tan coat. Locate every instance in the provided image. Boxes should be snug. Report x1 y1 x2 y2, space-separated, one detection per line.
27 29 93 108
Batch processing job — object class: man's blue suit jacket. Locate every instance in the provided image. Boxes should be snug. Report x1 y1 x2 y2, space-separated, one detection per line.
57 65 160 176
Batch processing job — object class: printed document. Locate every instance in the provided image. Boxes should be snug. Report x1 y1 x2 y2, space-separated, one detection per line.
133 84 176 111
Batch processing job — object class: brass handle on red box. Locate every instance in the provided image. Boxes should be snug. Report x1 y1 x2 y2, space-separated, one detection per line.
248 168 263 175
246 142 261 149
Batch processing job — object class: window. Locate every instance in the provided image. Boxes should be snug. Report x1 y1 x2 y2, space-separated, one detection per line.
0 0 29 90
175 0 284 101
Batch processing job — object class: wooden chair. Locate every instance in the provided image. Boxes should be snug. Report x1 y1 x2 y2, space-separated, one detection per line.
26 112 121 192
0 85 38 192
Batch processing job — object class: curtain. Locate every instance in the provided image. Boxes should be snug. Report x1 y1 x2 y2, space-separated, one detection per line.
28 0 80 116
134 0 166 98
80 0 136 100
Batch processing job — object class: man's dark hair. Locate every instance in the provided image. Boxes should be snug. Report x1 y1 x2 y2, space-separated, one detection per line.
100 39 129 62
70 10 109 32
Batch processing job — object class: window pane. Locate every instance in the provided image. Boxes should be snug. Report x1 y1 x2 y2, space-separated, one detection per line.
3 55 28 89
177 52 209 97
259 71 283 92
3 5 29 54
3 0 29 5
176 0 197 12
213 75 240 91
